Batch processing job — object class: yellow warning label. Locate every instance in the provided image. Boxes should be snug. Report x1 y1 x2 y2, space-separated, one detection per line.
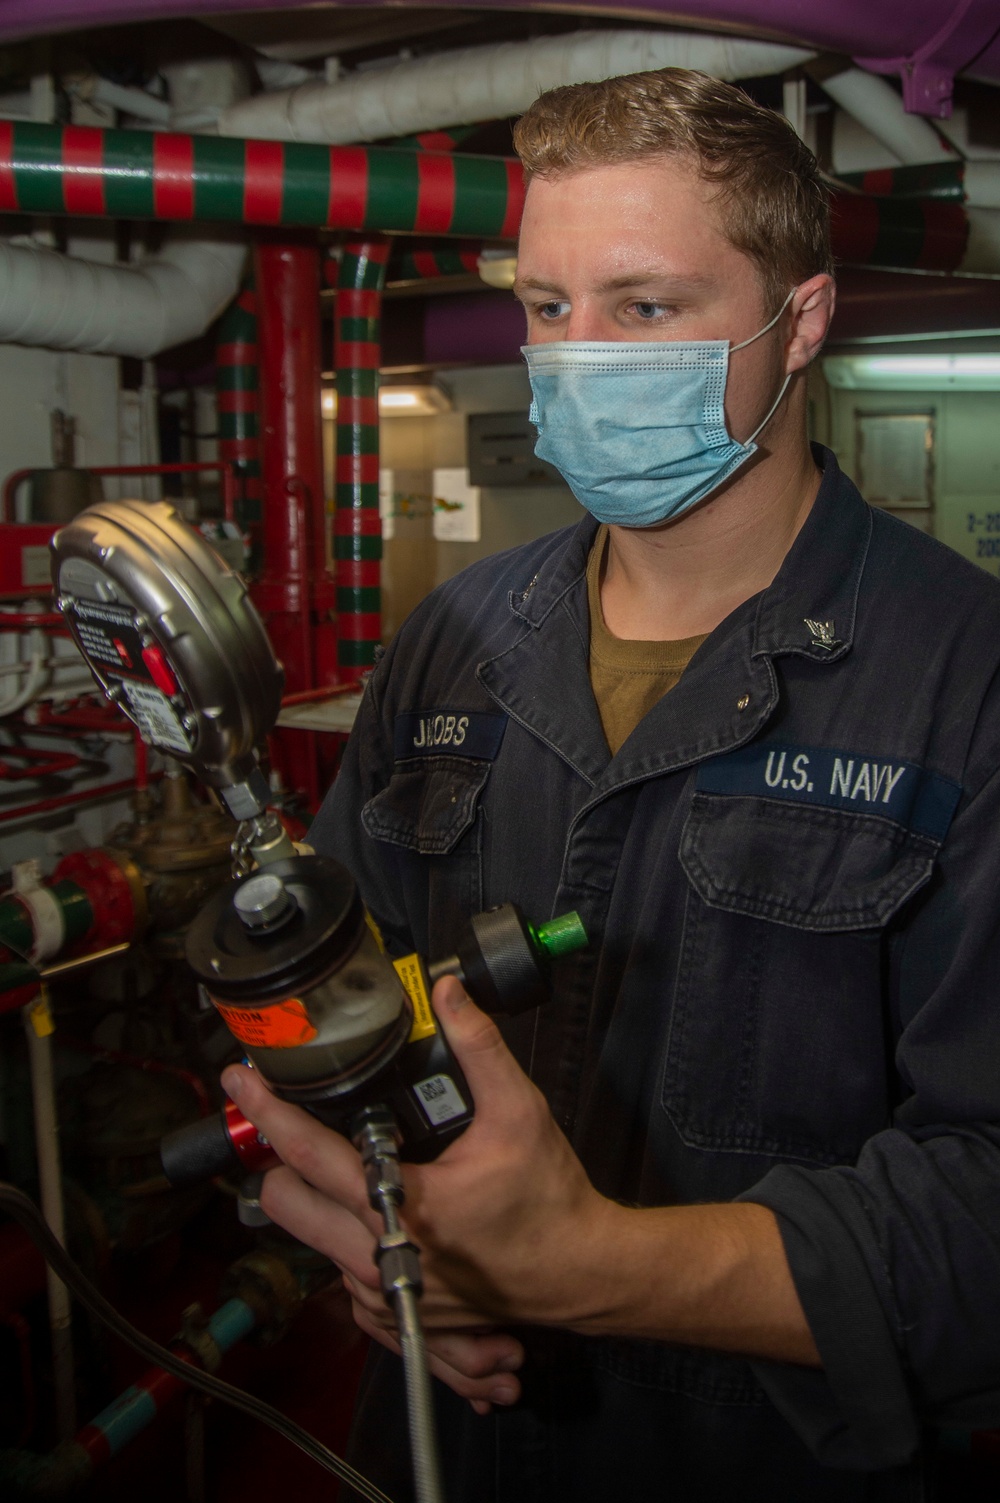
394 953 437 1042
28 988 55 1039
213 997 318 1050
364 908 386 954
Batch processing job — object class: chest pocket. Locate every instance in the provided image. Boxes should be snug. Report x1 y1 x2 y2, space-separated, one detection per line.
362 757 490 949
661 793 942 1164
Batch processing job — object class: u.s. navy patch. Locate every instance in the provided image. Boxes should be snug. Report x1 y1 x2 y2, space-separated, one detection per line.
696 743 961 842
394 710 507 761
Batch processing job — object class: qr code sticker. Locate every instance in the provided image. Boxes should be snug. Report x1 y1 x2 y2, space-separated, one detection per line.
413 1073 467 1126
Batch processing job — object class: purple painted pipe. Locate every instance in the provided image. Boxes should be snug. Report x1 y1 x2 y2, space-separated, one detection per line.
1 0 999 109
411 270 1000 367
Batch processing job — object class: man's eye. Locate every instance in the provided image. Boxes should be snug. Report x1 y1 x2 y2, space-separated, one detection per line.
632 302 665 320
538 300 570 319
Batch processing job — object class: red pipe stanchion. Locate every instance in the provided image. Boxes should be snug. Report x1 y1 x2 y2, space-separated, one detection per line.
251 237 335 806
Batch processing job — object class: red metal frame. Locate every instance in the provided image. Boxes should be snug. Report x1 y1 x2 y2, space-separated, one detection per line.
24 696 132 734
1 461 240 525
0 776 142 825
0 746 82 779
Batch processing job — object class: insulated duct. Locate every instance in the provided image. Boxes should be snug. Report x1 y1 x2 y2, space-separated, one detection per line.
0 230 246 358
217 31 814 144
0 57 251 359
820 67 954 165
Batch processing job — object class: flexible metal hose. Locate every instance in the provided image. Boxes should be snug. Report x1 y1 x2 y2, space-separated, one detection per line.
394 1284 445 1503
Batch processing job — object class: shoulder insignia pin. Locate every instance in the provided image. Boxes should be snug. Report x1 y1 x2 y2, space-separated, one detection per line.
804 618 840 650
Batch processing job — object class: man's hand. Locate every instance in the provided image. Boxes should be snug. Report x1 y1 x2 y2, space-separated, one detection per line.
220 1010 528 1412
223 974 820 1394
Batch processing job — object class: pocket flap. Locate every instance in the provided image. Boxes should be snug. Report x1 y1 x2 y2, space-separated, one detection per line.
680 792 938 932
362 759 491 855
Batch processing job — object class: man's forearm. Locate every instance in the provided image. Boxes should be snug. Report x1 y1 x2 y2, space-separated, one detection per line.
561 1199 821 1367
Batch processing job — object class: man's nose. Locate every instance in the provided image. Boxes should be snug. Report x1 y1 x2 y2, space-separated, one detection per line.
564 305 613 341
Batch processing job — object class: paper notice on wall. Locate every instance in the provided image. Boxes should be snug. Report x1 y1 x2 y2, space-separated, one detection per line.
379 468 395 541
432 468 481 542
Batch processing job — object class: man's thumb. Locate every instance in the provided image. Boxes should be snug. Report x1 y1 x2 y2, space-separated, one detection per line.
431 975 524 1097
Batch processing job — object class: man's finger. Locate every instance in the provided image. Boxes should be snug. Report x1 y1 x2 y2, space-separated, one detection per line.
260 1166 380 1285
222 1064 369 1217
351 1304 522 1407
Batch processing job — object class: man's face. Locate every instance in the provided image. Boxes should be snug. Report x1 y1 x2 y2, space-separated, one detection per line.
514 156 790 444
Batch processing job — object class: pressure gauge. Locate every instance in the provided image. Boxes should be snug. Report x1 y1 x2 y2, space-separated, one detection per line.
51 500 283 823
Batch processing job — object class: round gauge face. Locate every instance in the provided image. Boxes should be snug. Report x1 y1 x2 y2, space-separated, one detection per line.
51 499 283 784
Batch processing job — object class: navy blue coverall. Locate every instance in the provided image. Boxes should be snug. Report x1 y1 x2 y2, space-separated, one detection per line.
310 447 1000 1502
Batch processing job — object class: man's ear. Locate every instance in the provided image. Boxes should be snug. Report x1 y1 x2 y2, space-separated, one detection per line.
785 274 836 373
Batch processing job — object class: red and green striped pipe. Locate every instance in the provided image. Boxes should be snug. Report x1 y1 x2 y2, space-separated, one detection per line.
829 189 969 271
0 123 974 272
389 238 484 282
387 126 481 152
836 162 966 201
215 285 262 535
0 121 524 238
334 238 390 678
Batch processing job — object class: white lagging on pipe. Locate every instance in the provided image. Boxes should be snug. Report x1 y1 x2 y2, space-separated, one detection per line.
0 626 48 716
0 230 246 358
218 31 814 144
822 66 1000 271
821 68 955 166
0 56 250 359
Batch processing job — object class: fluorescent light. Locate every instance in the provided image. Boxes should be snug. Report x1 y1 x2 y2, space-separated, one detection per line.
477 251 517 290
824 354 1000 390
320 386 453 418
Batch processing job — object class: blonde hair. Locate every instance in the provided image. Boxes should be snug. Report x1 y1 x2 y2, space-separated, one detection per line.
513 68 832 309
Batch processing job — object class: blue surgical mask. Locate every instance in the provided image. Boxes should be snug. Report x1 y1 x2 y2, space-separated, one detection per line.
522 291 795 528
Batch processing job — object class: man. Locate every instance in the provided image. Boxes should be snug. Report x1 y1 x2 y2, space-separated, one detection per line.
224 69 1000 1501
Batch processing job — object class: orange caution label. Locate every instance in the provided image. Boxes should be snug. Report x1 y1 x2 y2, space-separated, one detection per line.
394 953 437 1042
213 997 318 1050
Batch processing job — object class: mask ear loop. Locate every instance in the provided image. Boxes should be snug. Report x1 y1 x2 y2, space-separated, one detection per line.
731 286 798 445
730 287 797 354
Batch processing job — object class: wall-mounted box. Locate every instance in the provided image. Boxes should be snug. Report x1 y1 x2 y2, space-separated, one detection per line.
467 412 562 488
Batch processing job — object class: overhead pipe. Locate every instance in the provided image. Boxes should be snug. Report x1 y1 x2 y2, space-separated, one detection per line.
837 161 1000 212
0 120 982 272
388 239 483 282
0 121 524 239
217 31 813 144
334 239 390 680
0 227 246 359
818 66 954 165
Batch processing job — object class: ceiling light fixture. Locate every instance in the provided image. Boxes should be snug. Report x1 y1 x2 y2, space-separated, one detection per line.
477 250 517 291
823 354 1000 390
320 385 453 418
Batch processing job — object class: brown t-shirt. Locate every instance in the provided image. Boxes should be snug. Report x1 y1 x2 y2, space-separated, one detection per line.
587 526 707 756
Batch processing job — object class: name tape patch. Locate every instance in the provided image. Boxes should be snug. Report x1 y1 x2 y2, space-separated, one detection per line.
394 709 506 761
696 743 961 842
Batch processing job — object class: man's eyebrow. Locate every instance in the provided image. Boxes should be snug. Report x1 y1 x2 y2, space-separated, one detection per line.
512 270 715 298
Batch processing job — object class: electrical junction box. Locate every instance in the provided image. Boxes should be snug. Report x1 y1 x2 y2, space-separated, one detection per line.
467 412 562 488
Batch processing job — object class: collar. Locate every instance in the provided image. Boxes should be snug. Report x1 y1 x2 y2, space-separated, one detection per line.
507 447 869 668
507 514 599 630
751 445 871 665
482 446 872 787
